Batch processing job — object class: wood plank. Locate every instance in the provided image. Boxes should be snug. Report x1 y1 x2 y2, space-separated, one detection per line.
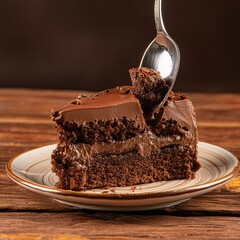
0 234 88 240
0 213 239 239
0 88 89 98
1 172 239 214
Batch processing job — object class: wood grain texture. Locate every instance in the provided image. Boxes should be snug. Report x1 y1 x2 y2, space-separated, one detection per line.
0 213 239 239
0 89 240 239
0 234 88 240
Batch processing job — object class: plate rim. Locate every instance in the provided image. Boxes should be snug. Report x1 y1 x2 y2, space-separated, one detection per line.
6 142 240 200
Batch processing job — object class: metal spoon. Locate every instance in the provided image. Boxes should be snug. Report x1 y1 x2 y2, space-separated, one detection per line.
140 0 180 107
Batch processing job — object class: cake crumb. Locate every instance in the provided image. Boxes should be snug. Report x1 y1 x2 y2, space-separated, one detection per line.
131 186 137 192
109 188 116 193
71 99 82 105
176 135 181 141
101 190 109 194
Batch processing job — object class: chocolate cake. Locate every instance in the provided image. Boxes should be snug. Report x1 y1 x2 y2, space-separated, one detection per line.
51 68 201 191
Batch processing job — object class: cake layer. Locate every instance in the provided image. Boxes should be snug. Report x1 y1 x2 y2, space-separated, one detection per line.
52 86 147 144
52 143 200 190
57 117 146 144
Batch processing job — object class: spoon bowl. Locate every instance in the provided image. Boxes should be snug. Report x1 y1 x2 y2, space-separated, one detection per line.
140 0 180 106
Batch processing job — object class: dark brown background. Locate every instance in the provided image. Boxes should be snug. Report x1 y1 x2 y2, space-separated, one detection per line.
0 0 239 92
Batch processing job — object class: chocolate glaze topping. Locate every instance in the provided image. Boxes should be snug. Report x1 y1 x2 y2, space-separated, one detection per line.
52 86 146 130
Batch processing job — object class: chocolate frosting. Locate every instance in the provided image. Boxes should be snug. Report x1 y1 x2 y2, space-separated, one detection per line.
161 97 197 140
52 86 146 130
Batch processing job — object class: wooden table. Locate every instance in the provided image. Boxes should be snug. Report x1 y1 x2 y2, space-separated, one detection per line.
0 89 239 240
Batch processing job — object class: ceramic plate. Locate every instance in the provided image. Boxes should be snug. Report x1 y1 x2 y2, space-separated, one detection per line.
6 142 240 211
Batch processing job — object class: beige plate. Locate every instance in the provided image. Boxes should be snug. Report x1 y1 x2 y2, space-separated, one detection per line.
6 142 240 211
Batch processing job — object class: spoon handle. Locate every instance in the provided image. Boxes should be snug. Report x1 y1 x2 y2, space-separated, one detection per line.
155 0 167 34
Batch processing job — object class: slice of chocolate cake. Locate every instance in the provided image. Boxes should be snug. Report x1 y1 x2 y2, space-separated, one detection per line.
51 68 200 191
